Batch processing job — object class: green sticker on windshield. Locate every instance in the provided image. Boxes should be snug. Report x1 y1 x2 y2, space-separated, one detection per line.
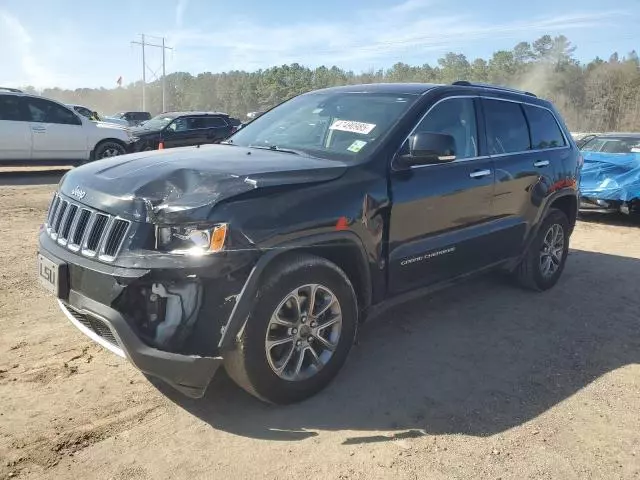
347 140 367 153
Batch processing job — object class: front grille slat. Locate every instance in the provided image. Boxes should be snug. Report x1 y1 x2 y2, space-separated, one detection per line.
53 201 68 234
71 209 91 247
47 194 59 226
103 219 129 258
44 194 130 262
85 214 109 252
59 204 78 241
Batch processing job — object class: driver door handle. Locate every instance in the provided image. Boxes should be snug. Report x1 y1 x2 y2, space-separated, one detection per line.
534 160 550 168
469 169 492 179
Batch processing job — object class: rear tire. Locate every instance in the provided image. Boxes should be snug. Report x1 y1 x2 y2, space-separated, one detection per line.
224 254 358 404
514 208 570 291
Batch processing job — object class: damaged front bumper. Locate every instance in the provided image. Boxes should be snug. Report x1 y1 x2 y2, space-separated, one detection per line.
57 293 222 398
38 231 255 398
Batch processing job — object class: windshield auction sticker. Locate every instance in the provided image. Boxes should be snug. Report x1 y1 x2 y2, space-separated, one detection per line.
329 120 376 135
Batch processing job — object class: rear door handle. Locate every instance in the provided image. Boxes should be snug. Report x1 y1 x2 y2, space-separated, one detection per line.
469 169 492 179
31 125 46 132
534 160 550 168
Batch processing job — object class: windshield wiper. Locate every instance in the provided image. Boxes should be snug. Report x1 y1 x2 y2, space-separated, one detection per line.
247 144 302 155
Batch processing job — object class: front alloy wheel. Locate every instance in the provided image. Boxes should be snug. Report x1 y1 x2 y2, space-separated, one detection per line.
265 284 342 381
223 254 358 404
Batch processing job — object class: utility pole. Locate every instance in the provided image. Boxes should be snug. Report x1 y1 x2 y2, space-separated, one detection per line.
162 37 166 113
131 34 173 112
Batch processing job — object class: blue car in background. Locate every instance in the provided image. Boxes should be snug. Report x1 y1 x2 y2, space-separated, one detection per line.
579 133 640 216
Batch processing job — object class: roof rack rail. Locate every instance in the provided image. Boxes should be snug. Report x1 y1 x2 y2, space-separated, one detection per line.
452 81 537 98
0 87 24 93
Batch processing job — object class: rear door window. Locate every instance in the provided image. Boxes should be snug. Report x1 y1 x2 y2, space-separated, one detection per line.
483 99 530 154
186 117 207 129
0 95 27 121
523 105 566 149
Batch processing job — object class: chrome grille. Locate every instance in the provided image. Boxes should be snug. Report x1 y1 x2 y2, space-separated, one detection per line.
45 193 131 262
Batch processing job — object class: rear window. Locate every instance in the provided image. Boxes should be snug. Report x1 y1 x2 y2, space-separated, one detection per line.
484 99 530 154
523 105 566 149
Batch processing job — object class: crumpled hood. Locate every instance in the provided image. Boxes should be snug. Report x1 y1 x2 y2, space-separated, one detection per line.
94 120 128 131
130 125 161 136
58 145 348 223
580 151 640 201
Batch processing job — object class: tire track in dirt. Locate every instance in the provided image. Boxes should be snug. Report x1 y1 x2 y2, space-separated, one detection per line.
5 403 164 476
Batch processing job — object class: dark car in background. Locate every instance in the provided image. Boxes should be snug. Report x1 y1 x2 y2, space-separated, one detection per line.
112 111 152 127
578 133 640 216
130 111 241 151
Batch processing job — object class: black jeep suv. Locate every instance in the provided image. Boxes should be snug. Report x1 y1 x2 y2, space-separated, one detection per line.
130 111 241 151
37 82 581 404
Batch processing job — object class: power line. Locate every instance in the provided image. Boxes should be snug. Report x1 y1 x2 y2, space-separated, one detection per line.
131 34 173 112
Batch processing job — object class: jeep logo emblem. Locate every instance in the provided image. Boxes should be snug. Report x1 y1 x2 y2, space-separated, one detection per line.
70 186 86 199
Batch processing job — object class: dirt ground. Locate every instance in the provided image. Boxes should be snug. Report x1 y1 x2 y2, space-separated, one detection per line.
1 183 639 480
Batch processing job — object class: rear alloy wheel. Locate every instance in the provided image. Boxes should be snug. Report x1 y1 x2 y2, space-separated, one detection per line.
224 254 358 404
95 141 126 160
539 224 565 279
514 208 570 291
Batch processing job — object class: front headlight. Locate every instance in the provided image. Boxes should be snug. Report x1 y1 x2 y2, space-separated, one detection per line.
156 224 228 255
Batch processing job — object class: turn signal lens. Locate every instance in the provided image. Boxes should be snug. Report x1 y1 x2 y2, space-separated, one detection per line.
210 224 228 252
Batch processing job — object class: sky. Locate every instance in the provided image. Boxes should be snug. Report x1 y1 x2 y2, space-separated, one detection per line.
0 0 638 89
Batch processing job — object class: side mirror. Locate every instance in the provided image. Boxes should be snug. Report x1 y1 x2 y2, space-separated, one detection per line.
398 132 456 167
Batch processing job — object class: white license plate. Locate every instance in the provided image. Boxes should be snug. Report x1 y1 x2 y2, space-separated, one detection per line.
38 254 60 295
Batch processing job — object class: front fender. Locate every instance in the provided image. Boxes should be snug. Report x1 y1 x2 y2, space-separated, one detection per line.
217 231 372 350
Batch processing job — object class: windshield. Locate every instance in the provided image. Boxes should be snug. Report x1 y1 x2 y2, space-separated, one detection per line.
228 91 419 160
581 135 640 153
140 115 176 130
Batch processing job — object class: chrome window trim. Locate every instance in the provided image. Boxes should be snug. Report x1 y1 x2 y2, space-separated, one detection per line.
393 94 571 171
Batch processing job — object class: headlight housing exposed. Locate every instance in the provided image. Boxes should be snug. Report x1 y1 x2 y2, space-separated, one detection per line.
156 224 228 255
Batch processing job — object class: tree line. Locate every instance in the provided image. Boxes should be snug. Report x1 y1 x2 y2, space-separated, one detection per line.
24 35 640 133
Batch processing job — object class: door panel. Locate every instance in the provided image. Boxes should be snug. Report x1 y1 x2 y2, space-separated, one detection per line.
163 117 210 148
388 96 498 295
0 95 31 161
25 98 86 160
389 158 496 294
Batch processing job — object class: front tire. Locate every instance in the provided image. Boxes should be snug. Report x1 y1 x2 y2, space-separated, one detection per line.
224 254 358 404
94 140 126 160
514 208 570 291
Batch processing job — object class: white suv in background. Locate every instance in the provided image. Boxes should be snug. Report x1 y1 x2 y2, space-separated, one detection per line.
0 89 136 164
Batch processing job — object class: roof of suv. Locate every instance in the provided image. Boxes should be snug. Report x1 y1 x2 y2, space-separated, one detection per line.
162 111 230 117
310 81 545 104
